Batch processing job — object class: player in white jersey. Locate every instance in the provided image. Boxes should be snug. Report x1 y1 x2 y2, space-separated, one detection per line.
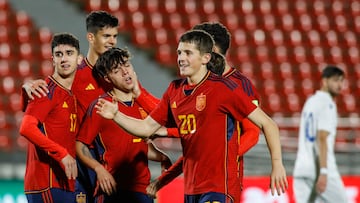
293 65 347 203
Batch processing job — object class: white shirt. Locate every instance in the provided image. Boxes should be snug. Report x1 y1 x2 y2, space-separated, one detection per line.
293 91 338 179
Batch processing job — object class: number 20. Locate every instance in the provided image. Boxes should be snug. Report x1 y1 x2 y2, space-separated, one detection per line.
178 114 196 134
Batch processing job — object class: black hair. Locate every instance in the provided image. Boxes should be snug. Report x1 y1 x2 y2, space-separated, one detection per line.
179 30 214 55
86 10 119 34
51 32 80 54
192 22 231 55
94 47 131 78
321 65 345 78
207 52 225 76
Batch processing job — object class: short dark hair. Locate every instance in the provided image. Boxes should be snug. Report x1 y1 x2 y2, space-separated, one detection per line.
192 22 231 55
86 10 119 34
51 32 80 54
94 47 131 78
179 30 214 55
321 65 345 78
207 52 225 76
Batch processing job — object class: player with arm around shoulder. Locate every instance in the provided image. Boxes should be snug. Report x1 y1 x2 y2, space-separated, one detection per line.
95 30 288 203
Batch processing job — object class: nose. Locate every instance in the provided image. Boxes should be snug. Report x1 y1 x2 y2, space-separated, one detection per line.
119 66 129 75
109 36 117 45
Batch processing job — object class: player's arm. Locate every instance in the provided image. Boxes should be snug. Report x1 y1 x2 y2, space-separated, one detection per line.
76 141 116 195
95 98 161 138
238 118 260 155
21 79 49 111
147 141 172 172
19 115 77 179
247 107 288 196
146 156 184 199
316 130 329 193
133 80 160 113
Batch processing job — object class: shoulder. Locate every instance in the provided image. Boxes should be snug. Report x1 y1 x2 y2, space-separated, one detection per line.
207 73 238 91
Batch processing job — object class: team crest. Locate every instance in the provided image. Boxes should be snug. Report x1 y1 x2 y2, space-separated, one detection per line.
196 93 206 111
76 192 86 203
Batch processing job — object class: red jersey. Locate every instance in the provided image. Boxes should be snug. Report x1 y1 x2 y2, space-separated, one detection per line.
22 76 78 193
72 58 112 121
224 67 261 201
150 71 257 195
77 93 151 194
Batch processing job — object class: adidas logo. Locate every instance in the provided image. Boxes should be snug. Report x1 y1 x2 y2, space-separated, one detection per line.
85 83 95 90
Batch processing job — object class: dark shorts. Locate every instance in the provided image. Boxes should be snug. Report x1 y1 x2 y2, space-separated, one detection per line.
26 188 76 203
185 192 233 203
95 190 154 203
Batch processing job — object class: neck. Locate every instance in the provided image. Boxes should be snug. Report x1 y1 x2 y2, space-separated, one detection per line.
52 74 75 90
222 62 232 75
187 66 208 85
86 49 98 66
111 88 133 102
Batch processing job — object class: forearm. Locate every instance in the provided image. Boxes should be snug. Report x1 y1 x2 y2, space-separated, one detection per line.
113 112 159 138
76 141 102 171
261 117 283 163
20 115 68 162
157 157 183 188
317 130 328 169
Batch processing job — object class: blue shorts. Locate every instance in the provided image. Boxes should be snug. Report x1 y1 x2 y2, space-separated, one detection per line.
26 188 76 203
185 192 233 203
95 190 153 203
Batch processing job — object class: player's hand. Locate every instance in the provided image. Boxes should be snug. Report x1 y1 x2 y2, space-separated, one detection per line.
95 98 119 120
132 72 141 98
94 165 117 195
146 179 161 199
61 154 77 180
270 160 288 196
316 174 327 193
22 79 49 100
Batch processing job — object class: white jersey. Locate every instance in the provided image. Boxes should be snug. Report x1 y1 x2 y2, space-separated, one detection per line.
293 91 338 179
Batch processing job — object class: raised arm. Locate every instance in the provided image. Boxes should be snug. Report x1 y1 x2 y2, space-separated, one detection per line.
247 107 288 196
95 98 161 138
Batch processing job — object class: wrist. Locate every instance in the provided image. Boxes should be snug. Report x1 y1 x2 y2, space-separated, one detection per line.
112 110 119 120
320 167 328 175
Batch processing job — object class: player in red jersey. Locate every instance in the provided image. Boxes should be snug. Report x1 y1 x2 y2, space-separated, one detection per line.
19 33 82 203
21 11 161 202
95 30 288 203
146 22 261 202
76 48 172 203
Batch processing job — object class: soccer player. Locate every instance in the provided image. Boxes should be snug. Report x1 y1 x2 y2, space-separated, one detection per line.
95 30 288 203
146 22 261 202
293 66 347 203
19 33 81 203
76 47 172 203
21 11 160 202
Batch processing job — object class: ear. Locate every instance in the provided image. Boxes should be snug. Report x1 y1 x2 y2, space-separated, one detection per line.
104 75 111 84
77 54 83 65
87 32 94 43
202 52 211 64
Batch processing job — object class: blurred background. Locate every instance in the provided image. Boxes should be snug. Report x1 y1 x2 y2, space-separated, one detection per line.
0 0 360 202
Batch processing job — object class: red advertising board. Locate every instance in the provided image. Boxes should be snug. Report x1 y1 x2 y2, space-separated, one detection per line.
158 176 360 203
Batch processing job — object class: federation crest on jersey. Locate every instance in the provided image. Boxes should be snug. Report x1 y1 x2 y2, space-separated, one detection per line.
196 93 206 111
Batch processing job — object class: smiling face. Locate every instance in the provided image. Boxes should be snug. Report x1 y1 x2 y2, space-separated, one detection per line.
88 26 118 57
177 42 210 82
104 58 136 93
52 44 81 79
